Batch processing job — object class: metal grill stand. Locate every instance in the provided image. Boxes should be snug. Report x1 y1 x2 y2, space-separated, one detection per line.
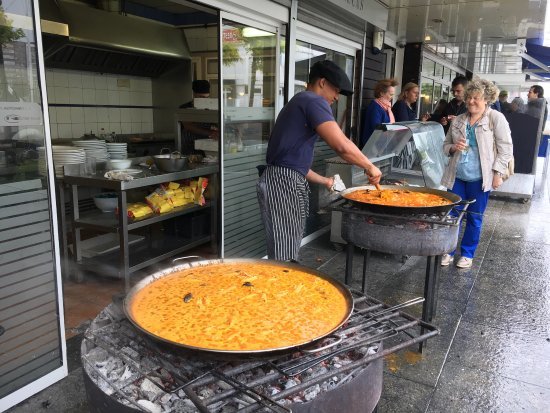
335 204 468 351
82 292 438 413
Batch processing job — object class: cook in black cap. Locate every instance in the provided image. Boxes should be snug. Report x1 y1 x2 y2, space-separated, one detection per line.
257 60 382 262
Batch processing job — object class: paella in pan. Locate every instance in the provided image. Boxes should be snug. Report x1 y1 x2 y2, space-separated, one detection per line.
125 259 353 353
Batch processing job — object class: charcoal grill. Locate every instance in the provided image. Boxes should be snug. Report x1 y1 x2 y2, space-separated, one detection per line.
81 291 438 413
333 201 470 341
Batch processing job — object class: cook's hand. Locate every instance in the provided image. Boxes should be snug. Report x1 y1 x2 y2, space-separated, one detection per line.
325 176 335 191
365 165 382 185
420 113 431 121
492 174 503 189
447 115 456 122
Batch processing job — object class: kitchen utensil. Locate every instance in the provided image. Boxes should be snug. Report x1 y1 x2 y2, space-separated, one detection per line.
106 159 132 170
153 148 188 172
93 192 118 212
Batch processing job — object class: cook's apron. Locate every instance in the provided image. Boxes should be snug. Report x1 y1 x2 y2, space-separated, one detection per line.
257 165 309 261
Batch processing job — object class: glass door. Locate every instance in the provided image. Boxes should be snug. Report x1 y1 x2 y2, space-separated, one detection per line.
294 40 356 236
220 18 282 257
0 1 66 409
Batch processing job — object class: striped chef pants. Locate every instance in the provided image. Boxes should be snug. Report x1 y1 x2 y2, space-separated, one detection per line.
256 165 309 261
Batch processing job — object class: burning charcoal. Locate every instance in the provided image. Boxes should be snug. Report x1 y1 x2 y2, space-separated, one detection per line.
85 346 109 366
172 399 200 413
284 378 299 390
242 281 253 287
137 399 162 413
96 376 115 396
304 384 321 401
270 386 281 396
159 392 172 405
183 293 193 303
197 387 215 399
119 365 135 382
140 378 166 401
121 346 140 360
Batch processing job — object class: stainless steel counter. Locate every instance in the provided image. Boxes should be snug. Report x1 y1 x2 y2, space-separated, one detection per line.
63 163 219 189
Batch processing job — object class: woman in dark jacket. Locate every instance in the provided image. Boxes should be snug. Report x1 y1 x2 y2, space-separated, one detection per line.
392 82 430 122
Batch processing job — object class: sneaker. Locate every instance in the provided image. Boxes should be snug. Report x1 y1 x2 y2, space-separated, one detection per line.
456 257 473 268
441 254 453 266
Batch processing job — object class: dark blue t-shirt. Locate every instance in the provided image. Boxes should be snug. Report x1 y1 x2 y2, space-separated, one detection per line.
266 91 334 176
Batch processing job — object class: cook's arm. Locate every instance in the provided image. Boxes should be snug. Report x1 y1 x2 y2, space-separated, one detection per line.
305 169 333 190
316 120 382 184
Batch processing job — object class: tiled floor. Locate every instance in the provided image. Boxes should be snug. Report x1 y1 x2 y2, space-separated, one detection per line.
62 277 124 339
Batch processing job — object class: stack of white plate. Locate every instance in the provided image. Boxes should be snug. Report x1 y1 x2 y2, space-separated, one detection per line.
106 142 128 159
73 140 109 162
52 146 86 177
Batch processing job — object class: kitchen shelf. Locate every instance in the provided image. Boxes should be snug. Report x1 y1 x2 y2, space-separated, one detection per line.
64 164 219 290
74 202 212 231
76 234 212 278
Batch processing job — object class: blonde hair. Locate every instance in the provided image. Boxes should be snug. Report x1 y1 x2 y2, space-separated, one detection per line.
398 82 419 101
464 78 499 104
374 78 399 98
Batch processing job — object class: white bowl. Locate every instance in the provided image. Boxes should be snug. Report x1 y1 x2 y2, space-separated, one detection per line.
93 193 118 212
106 159 132 170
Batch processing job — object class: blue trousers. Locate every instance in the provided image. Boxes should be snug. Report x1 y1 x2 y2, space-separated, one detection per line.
449 179 490 258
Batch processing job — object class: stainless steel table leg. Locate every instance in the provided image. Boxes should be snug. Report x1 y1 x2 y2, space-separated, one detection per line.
56 180 69 280
118 190 130 291
71 183 83 282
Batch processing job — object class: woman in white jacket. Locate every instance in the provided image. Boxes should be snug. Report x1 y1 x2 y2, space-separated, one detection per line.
440 78 514 268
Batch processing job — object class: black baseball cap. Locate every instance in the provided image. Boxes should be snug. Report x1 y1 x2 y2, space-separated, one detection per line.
309 60 353 96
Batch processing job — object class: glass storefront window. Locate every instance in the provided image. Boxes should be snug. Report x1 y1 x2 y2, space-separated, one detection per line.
423 59 435 76
295 41 352 134
221 21 280 257
420 79 434 115
433 83 442 107
0 1 64 403
434 63 443 78
442 85 450 103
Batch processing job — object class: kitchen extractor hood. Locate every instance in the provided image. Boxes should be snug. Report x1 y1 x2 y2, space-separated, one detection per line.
39 0 191 77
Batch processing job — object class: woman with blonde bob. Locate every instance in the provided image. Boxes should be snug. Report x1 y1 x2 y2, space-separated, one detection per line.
360 78 398 148
441 78 513 269
392 82 430 122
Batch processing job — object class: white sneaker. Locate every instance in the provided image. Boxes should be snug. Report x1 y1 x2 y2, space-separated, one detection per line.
456 257 473 268
441 254 453 266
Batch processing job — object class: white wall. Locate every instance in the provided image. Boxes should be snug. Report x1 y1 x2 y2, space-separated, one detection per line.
46 69 154 140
